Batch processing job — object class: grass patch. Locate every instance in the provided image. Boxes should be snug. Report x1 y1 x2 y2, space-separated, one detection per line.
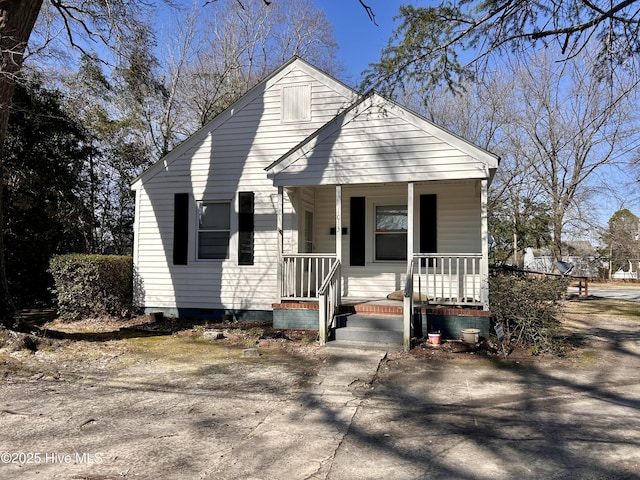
128 335 257 363
572 349 600 366
564 297 640 321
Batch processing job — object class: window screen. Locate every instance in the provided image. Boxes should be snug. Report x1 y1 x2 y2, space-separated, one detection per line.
375 205 407 261
198 202 230 260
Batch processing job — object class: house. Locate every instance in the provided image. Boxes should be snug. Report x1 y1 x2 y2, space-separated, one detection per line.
523 241 603 278
131 57 499 350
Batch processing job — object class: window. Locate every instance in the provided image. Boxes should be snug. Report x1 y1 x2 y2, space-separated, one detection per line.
282 84 311 122
198 202 230 259
303 210 314 253
375 205 407 261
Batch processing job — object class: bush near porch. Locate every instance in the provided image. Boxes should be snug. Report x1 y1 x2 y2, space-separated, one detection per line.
489 267 570 355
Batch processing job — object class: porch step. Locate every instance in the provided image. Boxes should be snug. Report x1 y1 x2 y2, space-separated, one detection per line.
332 314 403 347
325 340 403 352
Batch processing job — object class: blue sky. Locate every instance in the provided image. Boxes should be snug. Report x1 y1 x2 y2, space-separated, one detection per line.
310 1 411 82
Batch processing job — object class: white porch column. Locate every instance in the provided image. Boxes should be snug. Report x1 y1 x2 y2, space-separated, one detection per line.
403 182 415 351
276 186 283 302
480 179 490 310
335 185 342 263
407 182 414 264
336 185 343 304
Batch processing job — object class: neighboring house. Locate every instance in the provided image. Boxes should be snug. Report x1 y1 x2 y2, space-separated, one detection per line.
612 259 640 280
523 241 603 277
131 57 499 350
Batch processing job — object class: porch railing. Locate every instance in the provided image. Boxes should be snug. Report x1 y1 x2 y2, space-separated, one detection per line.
412 254 484 306
318 260 341 346
281 254 339 300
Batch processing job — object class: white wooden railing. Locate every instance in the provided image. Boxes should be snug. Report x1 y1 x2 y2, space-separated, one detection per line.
318 260 341 346
403 253 486 351
281 254 338 300
412 253 484 306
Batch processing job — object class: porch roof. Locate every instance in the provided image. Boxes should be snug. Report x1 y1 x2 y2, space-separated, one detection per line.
265 91 499 188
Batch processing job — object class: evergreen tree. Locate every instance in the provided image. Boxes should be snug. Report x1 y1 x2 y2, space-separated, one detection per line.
3 79 93 307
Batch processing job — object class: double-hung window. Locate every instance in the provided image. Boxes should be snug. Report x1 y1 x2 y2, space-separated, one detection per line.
375 205 407 261
198 201 230 260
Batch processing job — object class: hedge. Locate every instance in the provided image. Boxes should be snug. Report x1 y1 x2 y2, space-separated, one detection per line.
489 268 570 355
49 254 133 321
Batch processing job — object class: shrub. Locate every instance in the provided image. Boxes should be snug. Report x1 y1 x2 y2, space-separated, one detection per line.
489 268 569 355
49 254 133 321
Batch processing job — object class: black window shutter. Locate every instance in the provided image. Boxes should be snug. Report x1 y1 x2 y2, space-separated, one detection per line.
173 193 189 265
238 192 255 265
350 196 366 266
420 194 437 266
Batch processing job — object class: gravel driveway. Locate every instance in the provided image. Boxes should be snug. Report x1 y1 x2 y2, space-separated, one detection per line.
1 309 639 479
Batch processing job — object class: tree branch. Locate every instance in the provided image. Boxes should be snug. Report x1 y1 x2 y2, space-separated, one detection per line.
531 0 640 40
358 0 377 26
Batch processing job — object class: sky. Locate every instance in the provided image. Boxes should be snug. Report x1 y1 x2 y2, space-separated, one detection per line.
151 1 419 84
310 1 415 83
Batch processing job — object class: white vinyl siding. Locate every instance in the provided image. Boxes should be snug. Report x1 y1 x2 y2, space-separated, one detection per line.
131 59 493 312
268 94 498 187
132 61 353 311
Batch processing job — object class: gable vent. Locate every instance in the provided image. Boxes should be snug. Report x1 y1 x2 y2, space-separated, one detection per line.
282 84 311 123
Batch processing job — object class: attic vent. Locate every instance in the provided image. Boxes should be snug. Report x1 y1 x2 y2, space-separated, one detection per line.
282 84 311 123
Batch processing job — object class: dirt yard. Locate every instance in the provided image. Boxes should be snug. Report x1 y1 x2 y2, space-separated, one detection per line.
0 292 639 479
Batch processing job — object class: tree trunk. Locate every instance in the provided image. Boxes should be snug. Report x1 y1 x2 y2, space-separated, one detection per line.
0 0 44 329
552 214 563 263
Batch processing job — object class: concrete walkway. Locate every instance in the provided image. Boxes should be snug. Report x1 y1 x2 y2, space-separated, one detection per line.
202 326 640 480
201 349 388 479
327 320 640 479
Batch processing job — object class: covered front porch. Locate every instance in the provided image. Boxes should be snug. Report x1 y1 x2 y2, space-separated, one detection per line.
264 90 498 350
272 180 491 351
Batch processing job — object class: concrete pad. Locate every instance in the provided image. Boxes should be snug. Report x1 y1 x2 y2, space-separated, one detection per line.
1 315 638 479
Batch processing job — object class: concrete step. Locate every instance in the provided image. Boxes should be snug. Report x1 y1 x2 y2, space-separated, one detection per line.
332 314 403 346
342 314 403 329
324 340 403 352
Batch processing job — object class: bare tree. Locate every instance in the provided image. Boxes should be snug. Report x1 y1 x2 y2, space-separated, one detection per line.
404 49 638 265
417 74 553 266
171 0 341 134
500 51 639 261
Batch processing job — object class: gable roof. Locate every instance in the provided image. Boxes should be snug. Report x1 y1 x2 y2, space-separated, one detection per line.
265 91 500 187
132 57 357 189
